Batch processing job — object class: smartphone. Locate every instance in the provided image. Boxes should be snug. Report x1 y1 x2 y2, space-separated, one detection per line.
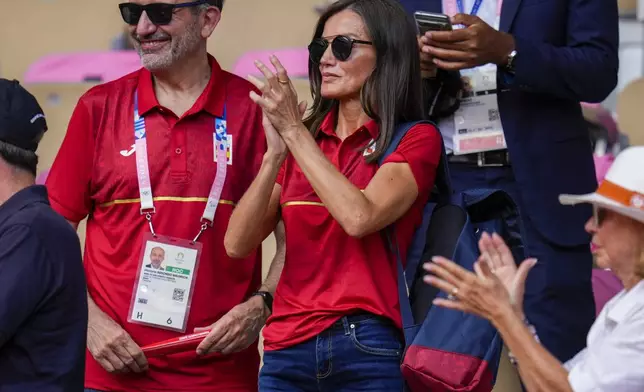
414 11 452 35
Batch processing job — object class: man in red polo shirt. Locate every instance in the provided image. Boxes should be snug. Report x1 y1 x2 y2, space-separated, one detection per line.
46 1 282 391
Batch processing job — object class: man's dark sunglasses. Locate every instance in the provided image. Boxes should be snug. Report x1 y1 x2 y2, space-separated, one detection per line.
308 35 372 64
119 0 208 26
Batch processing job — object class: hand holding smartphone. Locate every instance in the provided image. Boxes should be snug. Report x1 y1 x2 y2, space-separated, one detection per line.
414 11 453 36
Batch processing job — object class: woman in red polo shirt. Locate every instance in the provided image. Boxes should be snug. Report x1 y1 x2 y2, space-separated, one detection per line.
225 0 442 390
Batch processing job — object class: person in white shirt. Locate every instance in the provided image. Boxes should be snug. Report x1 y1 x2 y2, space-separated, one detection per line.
423 146 644 392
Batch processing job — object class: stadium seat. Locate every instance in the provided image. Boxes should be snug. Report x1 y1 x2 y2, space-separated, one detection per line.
617 77 644 146
232 48 309 79
24 52 141 84
0 0 124 80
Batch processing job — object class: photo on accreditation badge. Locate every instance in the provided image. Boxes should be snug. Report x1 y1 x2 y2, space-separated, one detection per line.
145 245 167 271
128 238 201 332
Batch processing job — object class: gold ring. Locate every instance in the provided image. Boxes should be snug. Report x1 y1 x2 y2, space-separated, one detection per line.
278 78 289 84
451 287 459 297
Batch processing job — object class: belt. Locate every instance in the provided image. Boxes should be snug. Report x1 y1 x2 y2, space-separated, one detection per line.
447 150 511 167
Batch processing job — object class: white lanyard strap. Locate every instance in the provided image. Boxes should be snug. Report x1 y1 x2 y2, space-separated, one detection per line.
133 90 228 242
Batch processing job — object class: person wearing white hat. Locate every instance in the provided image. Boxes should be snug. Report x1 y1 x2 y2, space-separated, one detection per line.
422 146 644 391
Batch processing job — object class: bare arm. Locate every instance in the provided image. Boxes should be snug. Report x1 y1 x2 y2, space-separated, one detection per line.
258 220 286 295
281 125 421 238
224 155 282 259
195 222 287 355
426 256 573 392
494 306 573 392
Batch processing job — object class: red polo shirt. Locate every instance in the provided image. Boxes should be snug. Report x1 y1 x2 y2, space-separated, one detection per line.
46 55 266 391
263 110 441 351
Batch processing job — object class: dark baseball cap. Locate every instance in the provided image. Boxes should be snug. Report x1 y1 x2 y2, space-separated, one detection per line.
0 78 47 152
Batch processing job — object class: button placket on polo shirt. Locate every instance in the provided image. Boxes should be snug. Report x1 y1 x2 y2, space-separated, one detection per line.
170 122 188 178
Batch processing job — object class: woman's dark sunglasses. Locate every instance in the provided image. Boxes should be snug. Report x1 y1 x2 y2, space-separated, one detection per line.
119 0 208 26
308 35 373 64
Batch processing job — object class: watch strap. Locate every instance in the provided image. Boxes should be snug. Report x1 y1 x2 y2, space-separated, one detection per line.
250 291 273 313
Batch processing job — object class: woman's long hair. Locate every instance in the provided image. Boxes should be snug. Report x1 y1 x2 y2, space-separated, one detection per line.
304 0 425 163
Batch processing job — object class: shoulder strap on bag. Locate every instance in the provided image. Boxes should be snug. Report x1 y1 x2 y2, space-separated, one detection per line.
378 121 423 342
379 120 450 342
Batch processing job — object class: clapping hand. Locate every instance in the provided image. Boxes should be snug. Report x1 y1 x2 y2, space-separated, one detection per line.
422 232 536 322
248 55 307 136
478 232 537 318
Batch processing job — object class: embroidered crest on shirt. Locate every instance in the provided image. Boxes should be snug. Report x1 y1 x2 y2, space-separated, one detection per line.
363 139 376 157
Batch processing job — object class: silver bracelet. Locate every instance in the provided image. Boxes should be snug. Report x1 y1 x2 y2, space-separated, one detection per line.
508 316 540 366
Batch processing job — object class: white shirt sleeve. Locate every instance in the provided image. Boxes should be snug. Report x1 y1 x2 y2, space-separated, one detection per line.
567 312 644 392
563 348 587 372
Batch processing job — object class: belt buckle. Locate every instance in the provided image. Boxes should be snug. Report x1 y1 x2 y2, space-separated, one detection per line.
476 152 505 167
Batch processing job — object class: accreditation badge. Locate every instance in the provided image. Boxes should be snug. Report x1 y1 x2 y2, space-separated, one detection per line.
127 233 203 333
452 64 507 155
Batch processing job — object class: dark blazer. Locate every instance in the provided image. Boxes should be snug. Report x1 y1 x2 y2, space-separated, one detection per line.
402 0 619 246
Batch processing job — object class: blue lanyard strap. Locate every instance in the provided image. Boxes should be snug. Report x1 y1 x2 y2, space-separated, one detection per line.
456 0 483 16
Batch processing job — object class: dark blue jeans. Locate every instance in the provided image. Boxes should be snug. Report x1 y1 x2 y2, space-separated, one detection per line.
259 313 404 392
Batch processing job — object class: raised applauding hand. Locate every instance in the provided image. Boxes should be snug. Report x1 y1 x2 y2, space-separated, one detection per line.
423 232 537 322
247 55 307 162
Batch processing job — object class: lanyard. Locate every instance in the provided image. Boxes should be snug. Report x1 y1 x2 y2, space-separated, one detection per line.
456 0 483 16
445 0 503 21
133 90 228 243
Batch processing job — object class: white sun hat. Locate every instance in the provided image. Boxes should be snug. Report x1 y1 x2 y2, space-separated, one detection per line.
559 146 644 224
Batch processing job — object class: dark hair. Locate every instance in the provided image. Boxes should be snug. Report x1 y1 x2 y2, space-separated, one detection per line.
0 140 38 176
304 0 425 163
209 0 224 10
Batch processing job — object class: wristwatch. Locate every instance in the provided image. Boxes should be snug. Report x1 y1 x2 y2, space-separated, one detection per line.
250 291 273 313
504 50 517 74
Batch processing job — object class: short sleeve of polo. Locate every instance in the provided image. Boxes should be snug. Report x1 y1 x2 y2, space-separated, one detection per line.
45 98 94 223
0 225 49 347
381 123 442 199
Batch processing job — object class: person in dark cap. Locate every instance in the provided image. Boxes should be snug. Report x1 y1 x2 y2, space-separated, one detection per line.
0 78 87 391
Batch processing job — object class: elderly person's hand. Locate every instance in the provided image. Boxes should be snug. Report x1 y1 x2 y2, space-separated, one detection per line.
423 234 537 322
478 232 537 318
